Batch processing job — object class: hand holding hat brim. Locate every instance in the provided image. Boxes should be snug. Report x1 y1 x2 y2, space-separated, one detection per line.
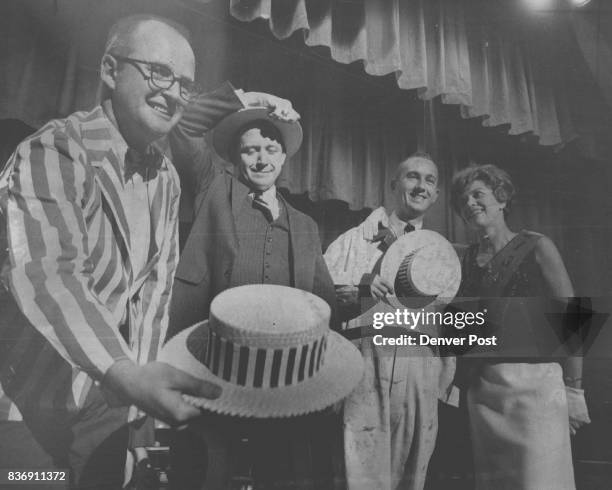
239 92 301 123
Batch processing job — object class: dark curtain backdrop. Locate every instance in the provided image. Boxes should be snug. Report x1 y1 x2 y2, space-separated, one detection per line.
230 0 579 145
1 0 611 298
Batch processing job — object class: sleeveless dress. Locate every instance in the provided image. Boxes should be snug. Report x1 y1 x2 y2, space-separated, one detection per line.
459 231 575 490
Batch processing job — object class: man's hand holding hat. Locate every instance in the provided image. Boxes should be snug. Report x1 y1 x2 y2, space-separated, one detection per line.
370 274 394 300
103 360 222 426
237 90 301 122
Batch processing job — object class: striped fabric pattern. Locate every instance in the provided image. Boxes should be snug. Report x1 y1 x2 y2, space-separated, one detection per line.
0 106 180 420
203 330 328 389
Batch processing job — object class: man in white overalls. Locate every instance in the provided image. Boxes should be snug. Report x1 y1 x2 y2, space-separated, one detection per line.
324 152 456 490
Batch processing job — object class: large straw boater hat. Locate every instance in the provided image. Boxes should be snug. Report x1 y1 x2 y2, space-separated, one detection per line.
213 107 303 161
380 230 461 310
160 284 364 418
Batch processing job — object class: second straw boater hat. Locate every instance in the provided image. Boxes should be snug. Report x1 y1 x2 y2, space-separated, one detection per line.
380 230 462 310
160 284 364 418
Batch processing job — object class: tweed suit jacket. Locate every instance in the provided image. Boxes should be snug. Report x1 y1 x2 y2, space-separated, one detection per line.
168 173 337 338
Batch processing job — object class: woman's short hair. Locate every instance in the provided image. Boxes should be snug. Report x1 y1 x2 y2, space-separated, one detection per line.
450 164 515 216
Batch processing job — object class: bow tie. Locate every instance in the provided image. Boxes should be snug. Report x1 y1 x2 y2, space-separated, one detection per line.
372 223 415 251
125 147 163 181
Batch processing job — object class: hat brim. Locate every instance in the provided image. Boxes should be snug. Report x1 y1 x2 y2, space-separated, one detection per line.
160 322 364 418
380 230 461 311
213 107 303 162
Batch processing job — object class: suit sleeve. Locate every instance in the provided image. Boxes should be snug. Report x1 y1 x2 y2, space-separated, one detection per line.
169 82 244 200
312 230 341 331
4 130 132 381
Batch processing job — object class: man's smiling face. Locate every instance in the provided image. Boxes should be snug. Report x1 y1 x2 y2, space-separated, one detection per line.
392 156 439 220
108 20 195 149
235 126 286 192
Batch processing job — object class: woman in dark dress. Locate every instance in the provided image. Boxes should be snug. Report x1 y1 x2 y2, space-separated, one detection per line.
450 164 590 490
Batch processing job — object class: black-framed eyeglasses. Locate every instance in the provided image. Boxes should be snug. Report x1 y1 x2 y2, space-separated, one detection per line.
111 54 201 102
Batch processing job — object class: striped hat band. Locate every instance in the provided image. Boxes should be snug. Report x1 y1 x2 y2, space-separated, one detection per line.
395 246 456 297
380 230 462 314
203 329 328 389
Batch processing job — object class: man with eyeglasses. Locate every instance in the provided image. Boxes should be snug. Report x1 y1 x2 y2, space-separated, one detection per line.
0 14 298 488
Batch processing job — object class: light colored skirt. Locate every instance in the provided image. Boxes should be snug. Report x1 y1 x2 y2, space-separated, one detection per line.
468 362 575 490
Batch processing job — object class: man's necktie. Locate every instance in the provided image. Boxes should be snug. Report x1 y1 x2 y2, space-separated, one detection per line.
373 222 415 252
252 193 274 222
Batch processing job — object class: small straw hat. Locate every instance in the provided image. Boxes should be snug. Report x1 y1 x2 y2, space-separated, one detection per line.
380 230 461 310
160 284 364 418
213 107 303 161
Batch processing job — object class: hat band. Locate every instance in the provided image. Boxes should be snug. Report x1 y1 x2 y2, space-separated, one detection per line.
204 330 328 389
396 250 420 296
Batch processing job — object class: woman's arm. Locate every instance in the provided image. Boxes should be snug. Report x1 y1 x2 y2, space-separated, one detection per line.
535 235 573 296
534 236 581 384
535 235 590 433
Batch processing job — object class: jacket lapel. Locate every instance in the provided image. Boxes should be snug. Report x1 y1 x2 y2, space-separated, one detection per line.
147 141 177 268
282 194 312 292
81 108 133 279
230 175 245 223
229 175 248 249
133 168 175 286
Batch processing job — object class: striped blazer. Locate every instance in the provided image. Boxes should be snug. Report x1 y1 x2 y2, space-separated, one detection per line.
0 106 180 420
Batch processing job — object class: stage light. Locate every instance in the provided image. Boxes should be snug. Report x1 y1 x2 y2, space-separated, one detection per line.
570 0 591 6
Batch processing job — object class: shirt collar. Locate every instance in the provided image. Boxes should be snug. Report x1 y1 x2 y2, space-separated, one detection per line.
252 185 278 204
389 210 423 235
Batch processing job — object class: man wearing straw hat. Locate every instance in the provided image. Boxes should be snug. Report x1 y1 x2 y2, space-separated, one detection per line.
167 107 336 332
324 152 458 490
166 107 338 488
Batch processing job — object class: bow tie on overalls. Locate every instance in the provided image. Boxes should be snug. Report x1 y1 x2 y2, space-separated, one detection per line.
125 147 163 181
372 222 415 252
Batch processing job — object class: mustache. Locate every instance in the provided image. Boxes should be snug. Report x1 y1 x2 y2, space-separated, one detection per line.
249 162 276 172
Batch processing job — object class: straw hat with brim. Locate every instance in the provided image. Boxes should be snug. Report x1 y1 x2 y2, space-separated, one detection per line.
213 107 303 162
380 230 461 310
160 284 364 418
